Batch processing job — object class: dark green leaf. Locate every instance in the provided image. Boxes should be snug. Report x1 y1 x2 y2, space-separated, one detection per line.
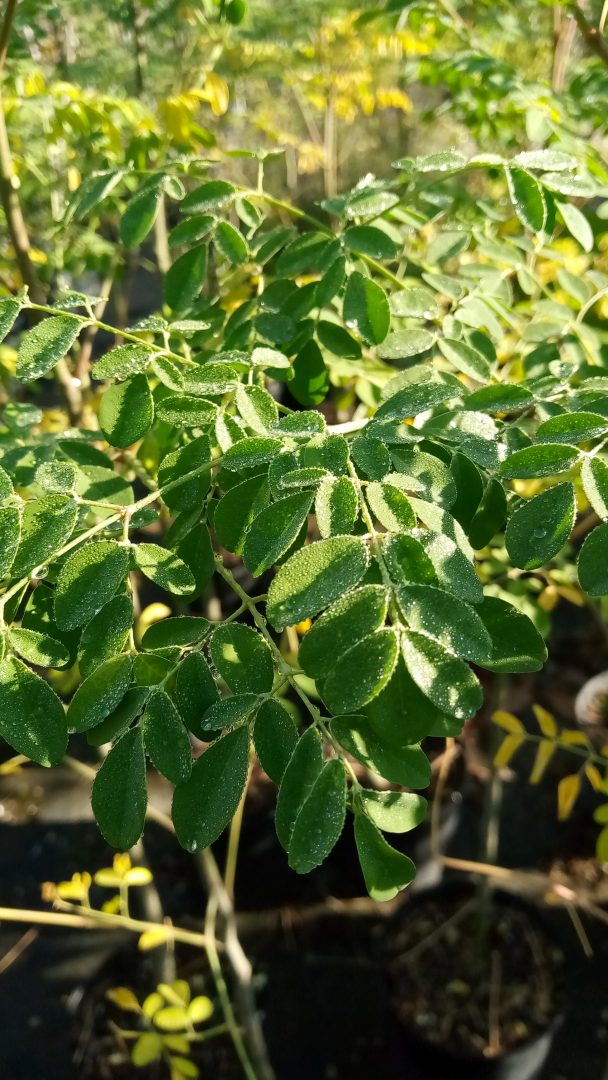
331 715 431 788
99 374 154 448
267 536 370 629
578 523 608 596
142 690 192 785
288 759 347 873
133 544 196 596
11 495 78 579
0 656 67 765
91 728 147 848
67 655 132 732
209 623 274 694
55 541 130 630
253 699 298 784
354 813 416 901
323 629 399 714
343 272 390 345
17 316 81 381
505 483 575 570
401 630 482 719
172 726 250 852
243 491 313 576
275 726 323 850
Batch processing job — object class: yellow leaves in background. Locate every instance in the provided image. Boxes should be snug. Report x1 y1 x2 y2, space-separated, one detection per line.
106 979 213 1076
493 704 608 826
94 852 153 889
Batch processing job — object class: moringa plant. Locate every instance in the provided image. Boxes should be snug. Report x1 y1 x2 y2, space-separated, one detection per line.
2 146 608 902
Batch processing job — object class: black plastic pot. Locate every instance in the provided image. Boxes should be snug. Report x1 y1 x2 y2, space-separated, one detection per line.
381 880 566 1080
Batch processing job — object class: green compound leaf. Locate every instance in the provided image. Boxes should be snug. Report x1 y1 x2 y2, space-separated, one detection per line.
16 315 81 381
299 584 389 680
0 506 21 579
200 694 259 733
243 491 313 576
132 544 196 596
209 623 274 695
397 584 492 663
364 658 455 745
0 656 67 766
181 180 236 214
578 522 608 597
331 715 431 788
92 728 147 849
11 495 78 579
499 444 580 479
215 221 249 265
253 699 298 784
142 690 192 785
581 457 608 519
288 759 347 874
322 629 399 715
55 541 130 630
401 630 483 720
315 476 359 537
172 725 250 852
267 536 370 630
93 344 153 381
155 395 217 428
343 225 398 260
275 726 324 850
67 654 132 732
343 271 390 345
99 374 154 448
536 413 608 445
8 627 70 669
354 813 416 901
505 483 575 571
476 596 547 672
359 789 428 834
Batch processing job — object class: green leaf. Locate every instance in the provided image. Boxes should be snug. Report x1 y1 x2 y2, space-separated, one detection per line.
142 616 209 651
142 690 192 785
253 699 298 784
351 437 391 481
581 457 608 519
476 596 547 672
165 246 208 311
397 584 491 663
93 344 153 381
67 655 132 732
92 728 147 848
467 479 507 549
215 221 248 265
390 287 438 319
323 629 399 714
416 149 467 172
78 595 133 676
86 686 149 748
99 374 154 448
288 759 347 874
243 491 313 576
35 460 76 493
499 443 579 479
0 506 20 579
299 585 388 680
16 315 81 381
317 319 362 359
438 337 491 380
415 530 483 603
276 232 339 275
267 536 370 629
290 340 330 407
214 475 270 554
133 544 196 596
512 149 577 172
8 627 70 669
382 534 437 588
0 298 20 342
223 436 283 472
181 180 236 214
557 201 593 253
200 694 259 733
0 656 67 765
343 226 398 260
331 715 431 788
172 726 250 852
390 448 456 507
505 483 575 570
209 623 274 694
537 413 608 445
55 541 130 631
401 630 483 720
578 523 608 596
169 213 215 247
154 396 216 428
465 384 533 413
316 255 346 307
158 436 211 511
354 813 416 901
378 329 435 361
315 476 358 538
120 187 161 247
374 381 456 423
174 651 219 738
359 789 427 834
364 657 452 745
366 480 415 531
11 495 78 579
235 384 278 434
275 726 324 850
343 271 390 345
505 167 546 232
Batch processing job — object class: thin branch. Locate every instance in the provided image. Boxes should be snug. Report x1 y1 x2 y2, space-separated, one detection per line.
0 0 19 74
569 2 608 67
